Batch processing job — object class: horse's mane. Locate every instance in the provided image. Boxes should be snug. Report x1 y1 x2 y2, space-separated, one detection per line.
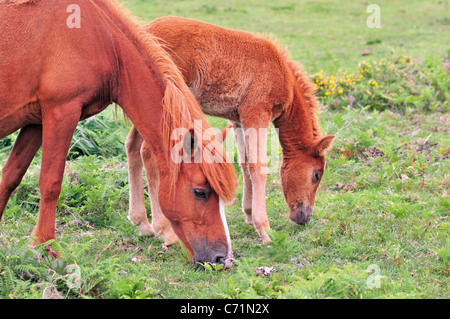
100 0 236 201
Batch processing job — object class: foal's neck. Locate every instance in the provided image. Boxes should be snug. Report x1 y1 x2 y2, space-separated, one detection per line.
273 85 316 156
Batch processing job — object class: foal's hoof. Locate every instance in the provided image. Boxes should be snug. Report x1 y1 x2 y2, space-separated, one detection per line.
163 236 179 248
243 208 253 225
159 227 179 247
261 235 272 244
137 222 155 236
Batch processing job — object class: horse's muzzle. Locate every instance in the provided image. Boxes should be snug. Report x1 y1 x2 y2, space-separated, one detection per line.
289 204 313 225
193 240 233 270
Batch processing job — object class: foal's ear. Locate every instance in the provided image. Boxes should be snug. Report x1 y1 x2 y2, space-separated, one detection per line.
316 135 335 156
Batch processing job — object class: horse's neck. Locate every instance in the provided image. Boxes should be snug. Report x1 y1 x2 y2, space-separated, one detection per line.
114 40 169 165
274 86 315 155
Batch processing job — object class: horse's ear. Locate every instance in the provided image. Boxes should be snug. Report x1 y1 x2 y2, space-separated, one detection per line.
316 135 335 156
216 123 233 144
183 128 199 159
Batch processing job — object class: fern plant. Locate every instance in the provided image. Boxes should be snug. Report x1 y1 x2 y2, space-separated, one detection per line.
69 115 128 160
265 230 300 262
0 250 41 298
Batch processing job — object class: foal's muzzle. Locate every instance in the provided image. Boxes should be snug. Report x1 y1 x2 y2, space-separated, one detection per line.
289 203 313 225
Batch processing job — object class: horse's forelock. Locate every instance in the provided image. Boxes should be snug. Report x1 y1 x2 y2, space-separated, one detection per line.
199 137 237 202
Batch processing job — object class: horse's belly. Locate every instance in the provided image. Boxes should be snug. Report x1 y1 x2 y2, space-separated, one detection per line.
0 102 41 139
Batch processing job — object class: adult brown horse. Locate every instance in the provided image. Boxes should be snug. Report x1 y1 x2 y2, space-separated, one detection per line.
126 17 334 243
0 1 236 268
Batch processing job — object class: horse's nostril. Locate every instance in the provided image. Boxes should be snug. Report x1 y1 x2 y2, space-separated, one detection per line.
215 256 226 264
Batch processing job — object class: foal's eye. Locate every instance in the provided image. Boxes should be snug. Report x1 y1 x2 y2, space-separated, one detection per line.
193 188 209 199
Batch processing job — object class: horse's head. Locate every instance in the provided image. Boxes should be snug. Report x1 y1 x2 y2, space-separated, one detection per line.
280 135 334 225
157 124 236 269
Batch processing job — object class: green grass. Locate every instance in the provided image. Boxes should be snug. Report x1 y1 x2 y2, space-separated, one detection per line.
1 0 449 299
122 0 449 74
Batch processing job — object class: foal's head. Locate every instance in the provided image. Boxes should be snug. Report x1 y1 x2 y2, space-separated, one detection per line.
280 135 334 225
156 125 236 269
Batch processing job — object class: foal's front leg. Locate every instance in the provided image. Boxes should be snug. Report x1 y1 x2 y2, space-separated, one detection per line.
31 104 81 249
237 114 271 243
0 125 42 220
126 127 178 246
125 126 153 235
141 143 178 247
245 124 271 243
232 123 253 226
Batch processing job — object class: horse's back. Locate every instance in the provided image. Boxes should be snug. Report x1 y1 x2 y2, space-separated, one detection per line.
0 0 118 137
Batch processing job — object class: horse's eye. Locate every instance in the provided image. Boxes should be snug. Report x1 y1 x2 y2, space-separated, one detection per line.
193 188 209 199
314 171 322 183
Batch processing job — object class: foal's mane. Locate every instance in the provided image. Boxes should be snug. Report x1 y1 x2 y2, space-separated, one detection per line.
284 57 323 139
271 39 323 139
102 0 237 201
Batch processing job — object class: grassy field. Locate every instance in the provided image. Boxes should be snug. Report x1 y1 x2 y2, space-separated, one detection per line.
0 0 449 299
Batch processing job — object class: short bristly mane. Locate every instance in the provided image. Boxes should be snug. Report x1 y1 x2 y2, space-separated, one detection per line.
253 34 322 140
281 51 323 139
101 0 237 201
286 60 322 138
264 37 322 140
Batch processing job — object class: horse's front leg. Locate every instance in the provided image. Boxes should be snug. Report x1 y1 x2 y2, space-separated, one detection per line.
0 125 42 220
31 104 81 251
